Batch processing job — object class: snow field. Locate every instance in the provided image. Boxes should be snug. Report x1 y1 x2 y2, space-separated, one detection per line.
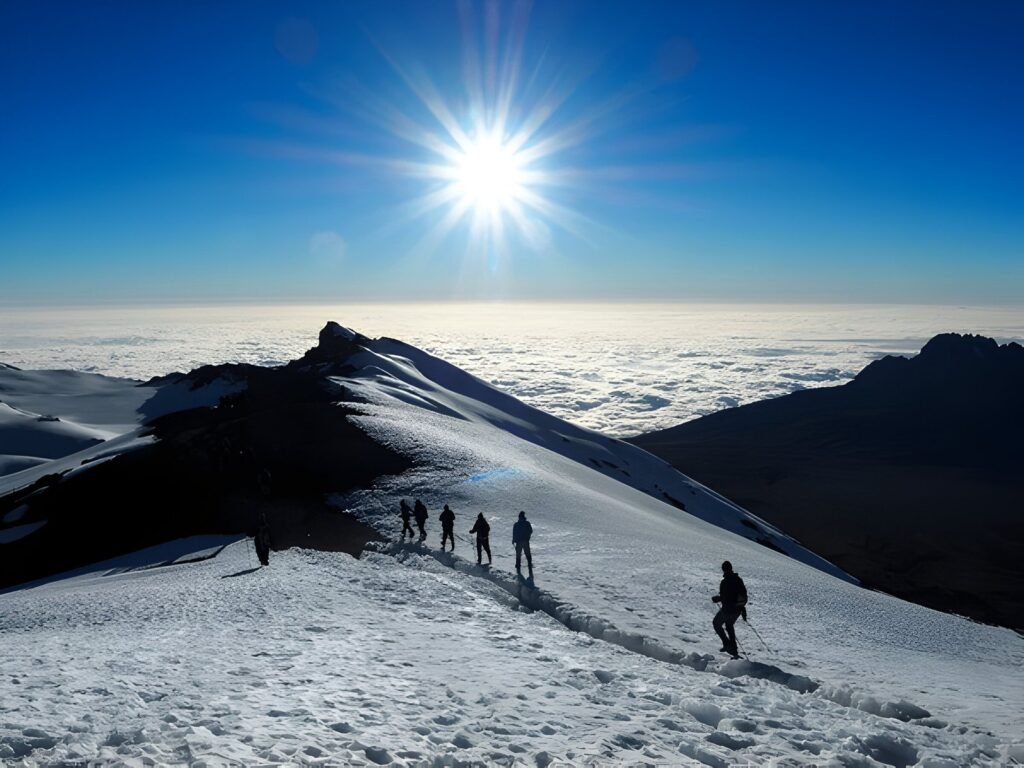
340 397 1022 742
1 542 1015 766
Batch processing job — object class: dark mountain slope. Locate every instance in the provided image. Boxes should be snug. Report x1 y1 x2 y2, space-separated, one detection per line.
0 326 407 590
632 334 1024 629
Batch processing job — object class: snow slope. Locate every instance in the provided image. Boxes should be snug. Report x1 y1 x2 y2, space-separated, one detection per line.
0 367 155 432
0 367 155 481
0 364 246 479
0 402 110 459
328 334 1022 742
337 334 848 580
1 541 1019 766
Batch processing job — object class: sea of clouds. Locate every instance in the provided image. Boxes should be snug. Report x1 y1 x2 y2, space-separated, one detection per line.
2 303 1022 436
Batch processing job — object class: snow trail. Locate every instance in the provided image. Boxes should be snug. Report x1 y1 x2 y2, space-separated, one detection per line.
2 543 1016 765
379 539 968 725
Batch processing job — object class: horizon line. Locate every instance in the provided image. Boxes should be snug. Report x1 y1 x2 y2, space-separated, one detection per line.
3 298 1024 312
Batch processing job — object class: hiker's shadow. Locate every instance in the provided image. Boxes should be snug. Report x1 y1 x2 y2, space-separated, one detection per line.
221 567 262 579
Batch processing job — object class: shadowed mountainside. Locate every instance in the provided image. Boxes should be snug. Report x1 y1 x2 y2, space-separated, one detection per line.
0 325 406 590
632 334 1024 630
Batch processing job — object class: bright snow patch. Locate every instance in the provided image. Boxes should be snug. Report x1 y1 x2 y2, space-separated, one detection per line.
0 543 1018 765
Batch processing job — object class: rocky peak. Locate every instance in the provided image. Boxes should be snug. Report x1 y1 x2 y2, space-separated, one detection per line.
288 322 372 370
853 332 1024 396
318 322 366 346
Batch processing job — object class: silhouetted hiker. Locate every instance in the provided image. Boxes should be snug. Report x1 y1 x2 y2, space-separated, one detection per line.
512 510 533 575
439 504 456 551
712 560 747 658
255 512 271 567
413 499 428 540
399 499 415 539
469 513 492 565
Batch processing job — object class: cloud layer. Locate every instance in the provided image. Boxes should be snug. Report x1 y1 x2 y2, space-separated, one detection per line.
2 303 1021 436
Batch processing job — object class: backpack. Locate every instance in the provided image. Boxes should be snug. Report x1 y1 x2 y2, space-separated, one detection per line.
735 576 748 608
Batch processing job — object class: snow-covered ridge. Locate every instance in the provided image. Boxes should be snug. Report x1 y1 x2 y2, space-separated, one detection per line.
334 333 850 580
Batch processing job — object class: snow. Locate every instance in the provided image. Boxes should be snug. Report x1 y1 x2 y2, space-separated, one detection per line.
0 455 48 476
0 542 1017 766
0 328 1020 765
329 336 1021 744
0 367 155 433
321 320 362 342
0 534 241 594
0 364 246 478
0 401 112 459
0 430 156 498
335 338 849 580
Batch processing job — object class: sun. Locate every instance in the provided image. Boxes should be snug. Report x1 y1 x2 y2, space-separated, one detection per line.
451 131 526 213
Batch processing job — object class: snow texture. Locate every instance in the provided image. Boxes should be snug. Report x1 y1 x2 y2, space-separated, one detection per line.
0 542 1018 766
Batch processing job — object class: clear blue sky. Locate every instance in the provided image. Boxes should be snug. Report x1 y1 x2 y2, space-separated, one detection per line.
1 0 1021 304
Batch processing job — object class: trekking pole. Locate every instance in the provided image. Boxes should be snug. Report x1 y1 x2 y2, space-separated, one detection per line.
744 619 771 652
245 536 254 570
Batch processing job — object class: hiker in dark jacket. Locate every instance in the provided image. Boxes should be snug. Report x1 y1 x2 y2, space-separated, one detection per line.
439 504 456 551
413 499 428 540
399 499 415 539
255 511 271 567
712 560 748 658
469 513 492 565
512 511 533 574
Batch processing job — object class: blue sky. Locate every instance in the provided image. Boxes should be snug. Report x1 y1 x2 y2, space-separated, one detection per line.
1 0 1021 305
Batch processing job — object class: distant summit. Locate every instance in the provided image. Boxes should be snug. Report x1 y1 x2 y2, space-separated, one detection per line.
854 332 1024 395
633 333 1024 629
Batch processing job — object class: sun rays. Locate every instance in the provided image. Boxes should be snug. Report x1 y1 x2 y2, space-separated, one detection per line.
251 2 703 273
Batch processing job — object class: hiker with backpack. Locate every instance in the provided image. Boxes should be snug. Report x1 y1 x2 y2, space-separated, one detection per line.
712 560 747 658
413 499 429 540
439 504 456 551
469 512 492 565
399 499 415 540
512 510 533 576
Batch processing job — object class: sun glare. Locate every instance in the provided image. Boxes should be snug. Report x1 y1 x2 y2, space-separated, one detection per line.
282 3 626 260
452 132 525 211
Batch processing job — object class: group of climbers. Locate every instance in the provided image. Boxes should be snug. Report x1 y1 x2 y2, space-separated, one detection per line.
400 500 751 655
399 499 534 575
260 496 751 655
